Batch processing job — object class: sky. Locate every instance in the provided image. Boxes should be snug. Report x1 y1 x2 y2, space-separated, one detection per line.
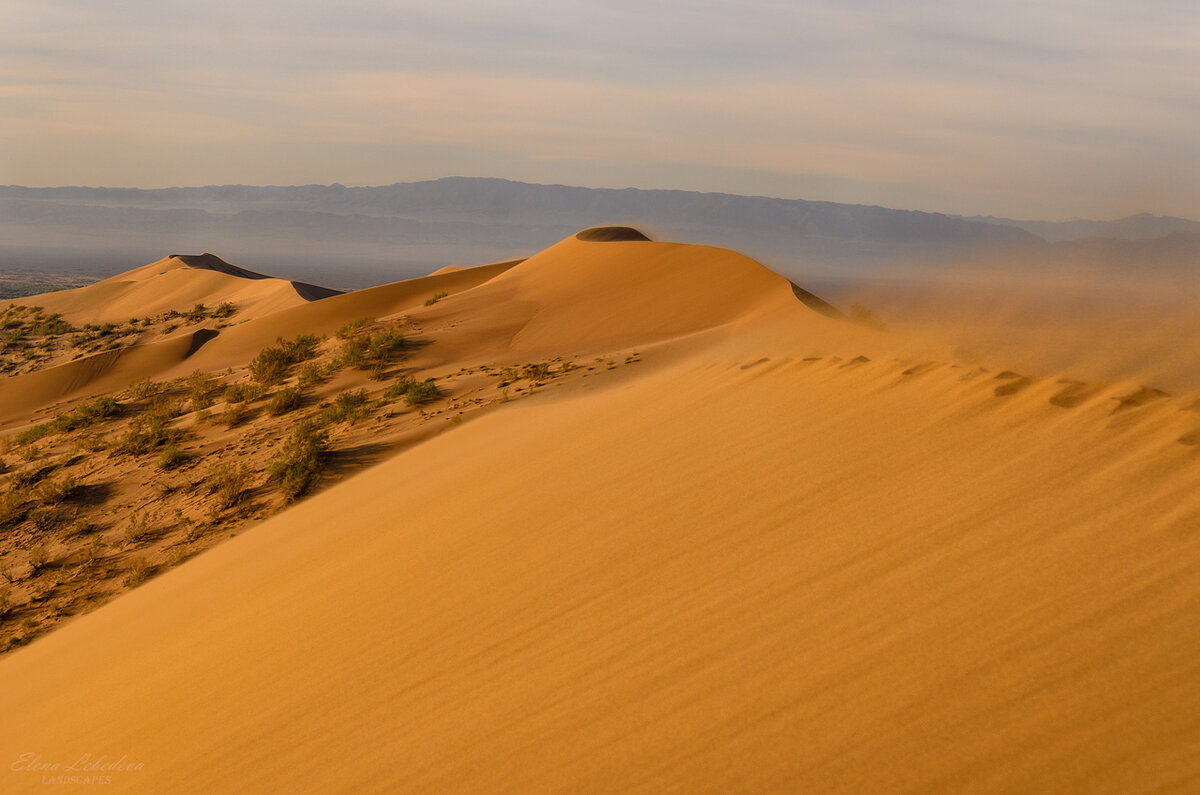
2 0 1199 220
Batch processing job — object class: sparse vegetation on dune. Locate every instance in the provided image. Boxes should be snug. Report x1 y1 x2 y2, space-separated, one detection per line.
249 334 323 385
0 291 635 654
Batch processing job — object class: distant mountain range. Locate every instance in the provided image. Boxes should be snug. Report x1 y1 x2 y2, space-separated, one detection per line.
2 178 1197 289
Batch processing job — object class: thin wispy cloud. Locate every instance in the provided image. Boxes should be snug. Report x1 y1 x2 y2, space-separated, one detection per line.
2 0 1198 218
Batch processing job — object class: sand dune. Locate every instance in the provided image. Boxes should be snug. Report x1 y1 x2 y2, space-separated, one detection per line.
0 257 520 424
1 253 339 326
1 229 1198 792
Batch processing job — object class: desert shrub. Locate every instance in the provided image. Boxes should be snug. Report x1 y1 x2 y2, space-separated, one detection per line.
248 347 290 385
383 375 418 401
186 370 221 411
158 443 186 470
249 334 323 385
269 421 329 502
35 474 76 504
338 329 404 371
213 301 236 318
219 401 252 428
403 379 441 407
16 421 57 446
318 389 371 425
425 291 448 306
124 512 156 545
297 362 331 388
0 489 28 527
265 386 305 416
29 504 68 532
7 467 36 489
185 303 207 322
336 316 375 339
111 411 183 455
281 334 322 362
15 398 119 441
223 382 265 403
27 544 49 573
67 395 120 427
126 378 166 400
74 433 107 453
522 363 551 384
206 463 252 510
123 557 151 588
58 518 95 541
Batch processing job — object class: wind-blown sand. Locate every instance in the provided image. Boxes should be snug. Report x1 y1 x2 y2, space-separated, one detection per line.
1 230 1198 792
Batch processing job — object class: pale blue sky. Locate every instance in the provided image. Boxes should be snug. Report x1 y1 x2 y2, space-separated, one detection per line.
2 0 1198 219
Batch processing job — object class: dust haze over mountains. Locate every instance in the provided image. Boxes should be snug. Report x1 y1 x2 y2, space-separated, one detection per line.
4 177 1200 291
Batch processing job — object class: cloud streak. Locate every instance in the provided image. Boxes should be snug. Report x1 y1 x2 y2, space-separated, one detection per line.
2 0 1199 219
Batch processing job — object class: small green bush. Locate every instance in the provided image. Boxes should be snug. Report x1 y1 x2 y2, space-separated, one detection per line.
186 371 221 411
124 557 151 588
111 410 184 455
219 402 251 428
15 423 54 446
336 317 375 339
0 490 28 527
35 475 76 504
269 421 330 502
223 382 265 403
126 378 166 400
206 463 253 510
265 386 305 416
522 363 551 384
249 334 323 384
425 291 448 306
383 375 417 401
318 389 371 425
27 544 49 573
297 362 332 388
403 379 441 407
158 443 186 470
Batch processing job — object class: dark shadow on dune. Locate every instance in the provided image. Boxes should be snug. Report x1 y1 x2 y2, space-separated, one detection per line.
184 328 220 358
324 442 395 476
790 283 843 318
576 227 652 242
73 481 115 508
169 252 343 300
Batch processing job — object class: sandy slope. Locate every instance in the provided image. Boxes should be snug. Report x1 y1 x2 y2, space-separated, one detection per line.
0 253 339 326
2 232 1199 792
